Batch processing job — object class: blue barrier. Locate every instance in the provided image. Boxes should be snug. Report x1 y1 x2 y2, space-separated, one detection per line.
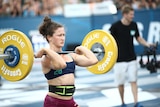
0 9 160 55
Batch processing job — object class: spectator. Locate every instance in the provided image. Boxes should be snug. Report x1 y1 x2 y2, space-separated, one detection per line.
52 0 63 15
0 0 2 16
147 0 157 9
22 0 41 17
41 0 63 16
0 0 11 17
132 0 141 10
155 0 160 8
114 0 127 10
10 0 22 17
139 0 150 10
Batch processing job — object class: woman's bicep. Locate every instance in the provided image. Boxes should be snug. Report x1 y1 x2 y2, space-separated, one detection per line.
74 54 96 67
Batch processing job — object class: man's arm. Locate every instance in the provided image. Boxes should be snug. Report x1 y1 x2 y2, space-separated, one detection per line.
136 36 150 48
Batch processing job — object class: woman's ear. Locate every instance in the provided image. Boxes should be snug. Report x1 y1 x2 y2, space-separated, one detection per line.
46 35 51 42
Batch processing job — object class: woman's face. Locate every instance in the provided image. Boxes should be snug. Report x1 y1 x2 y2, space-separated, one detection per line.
48 27 65 48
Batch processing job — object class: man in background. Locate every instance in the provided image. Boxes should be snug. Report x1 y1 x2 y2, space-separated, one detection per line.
109 4 153 107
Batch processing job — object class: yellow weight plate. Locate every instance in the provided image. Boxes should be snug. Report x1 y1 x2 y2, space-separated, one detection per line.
0 30 34 81
82 29 118 74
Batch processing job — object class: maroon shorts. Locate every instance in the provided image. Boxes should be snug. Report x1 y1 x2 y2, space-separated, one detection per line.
43 95 79 107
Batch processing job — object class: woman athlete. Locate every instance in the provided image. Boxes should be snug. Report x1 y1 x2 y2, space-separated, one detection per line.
35 16 98 107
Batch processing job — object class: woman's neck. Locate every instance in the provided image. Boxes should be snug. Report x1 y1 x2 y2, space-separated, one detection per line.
50 45 62 53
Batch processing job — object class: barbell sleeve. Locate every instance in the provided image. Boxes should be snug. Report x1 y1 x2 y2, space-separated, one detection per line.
0 54 10 60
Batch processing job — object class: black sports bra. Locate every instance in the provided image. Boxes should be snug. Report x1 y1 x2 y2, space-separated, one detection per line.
44 54 76 80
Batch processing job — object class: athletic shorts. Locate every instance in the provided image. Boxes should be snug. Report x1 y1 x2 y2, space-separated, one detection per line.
43 95 79 107
113 60 138 86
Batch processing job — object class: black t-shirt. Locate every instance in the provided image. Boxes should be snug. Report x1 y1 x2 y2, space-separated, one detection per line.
109 21 140 62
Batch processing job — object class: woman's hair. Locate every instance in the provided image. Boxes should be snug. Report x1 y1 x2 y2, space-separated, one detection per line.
39 16 63 42
121 4 134 15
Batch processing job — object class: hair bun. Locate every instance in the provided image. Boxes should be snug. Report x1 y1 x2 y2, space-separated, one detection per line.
44 16 51 23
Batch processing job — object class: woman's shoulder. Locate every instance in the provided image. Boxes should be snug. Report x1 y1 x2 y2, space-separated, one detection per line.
68 53 76 60
41 56 51 69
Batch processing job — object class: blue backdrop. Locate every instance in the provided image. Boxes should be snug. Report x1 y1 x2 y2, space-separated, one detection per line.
0 9 160 55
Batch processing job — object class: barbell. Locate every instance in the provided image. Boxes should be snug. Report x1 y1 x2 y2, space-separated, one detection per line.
0 30 118 82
